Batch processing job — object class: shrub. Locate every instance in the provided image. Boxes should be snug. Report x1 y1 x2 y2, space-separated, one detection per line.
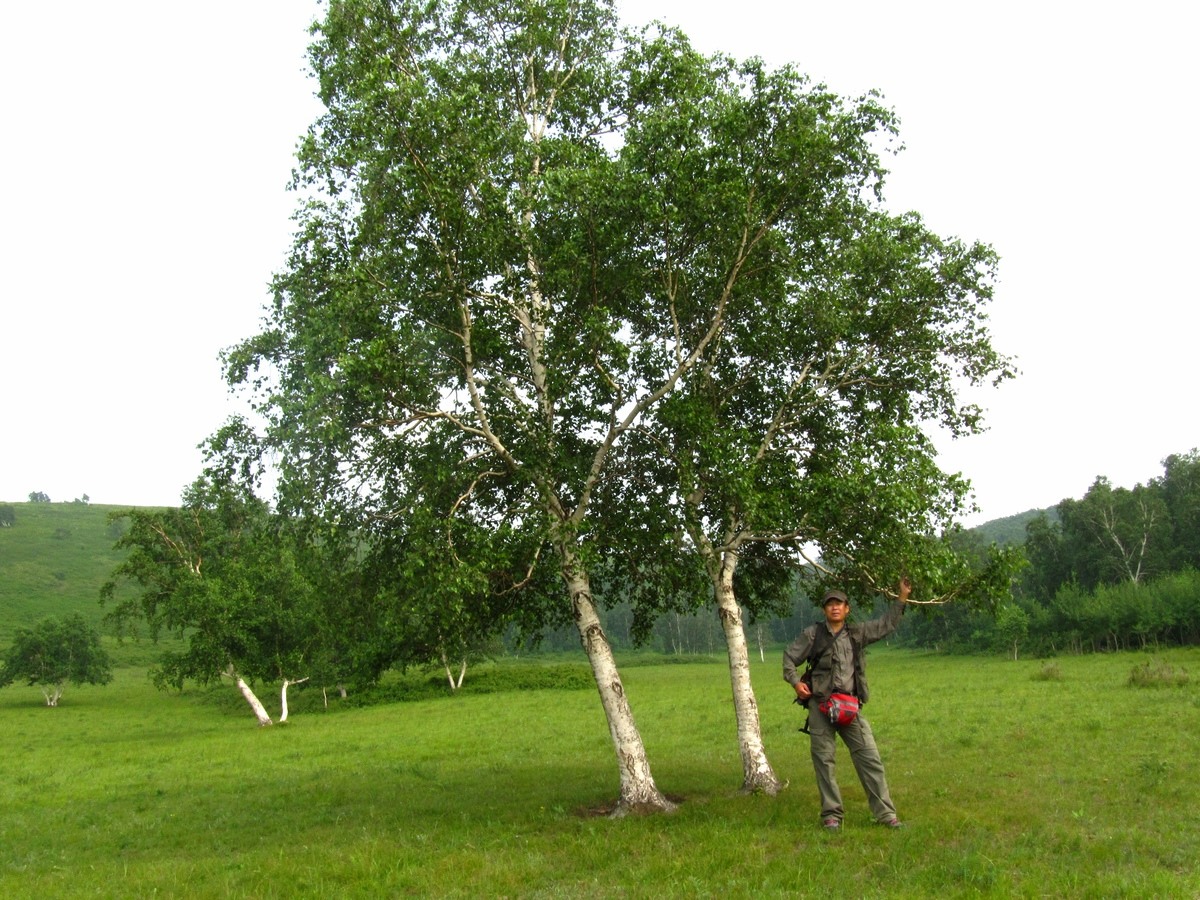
1031 662 1063 681
1127 659 1190 688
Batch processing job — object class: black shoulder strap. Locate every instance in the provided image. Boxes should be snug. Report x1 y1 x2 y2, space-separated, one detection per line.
803 625 862 681
806 624 842 665
803 624 833 675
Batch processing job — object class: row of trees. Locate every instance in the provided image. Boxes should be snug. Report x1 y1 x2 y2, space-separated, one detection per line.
1023 451 1200 596
902 450 1200 657
14 493 90 505
103 0 1015 814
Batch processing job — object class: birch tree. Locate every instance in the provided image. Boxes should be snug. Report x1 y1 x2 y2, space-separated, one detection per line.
101 476 320 726
224 0 1019 804
0 614 113 707
594 38 1017 792
226 0 698 813
1059 477 1171 588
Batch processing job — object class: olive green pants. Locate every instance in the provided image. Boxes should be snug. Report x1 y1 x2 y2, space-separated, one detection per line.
807 706 898 824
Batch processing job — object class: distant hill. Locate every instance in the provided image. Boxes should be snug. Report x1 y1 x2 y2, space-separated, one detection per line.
969 506 1059 546
0 502 140 644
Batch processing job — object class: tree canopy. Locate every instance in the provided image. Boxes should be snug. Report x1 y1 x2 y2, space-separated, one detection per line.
101 474 327 725
0 613 113 706
904 448 1200 656
220 0 1015 810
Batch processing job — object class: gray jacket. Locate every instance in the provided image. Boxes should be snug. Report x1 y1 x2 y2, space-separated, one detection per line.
782 601 904 705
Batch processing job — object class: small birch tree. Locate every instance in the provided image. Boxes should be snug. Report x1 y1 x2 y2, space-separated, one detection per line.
0 614 113 707
101 476 320 726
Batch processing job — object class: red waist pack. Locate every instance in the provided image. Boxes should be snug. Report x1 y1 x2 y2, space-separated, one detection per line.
818 692 860 727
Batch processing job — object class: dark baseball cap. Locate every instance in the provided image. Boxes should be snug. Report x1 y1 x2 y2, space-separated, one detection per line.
822 589 849 606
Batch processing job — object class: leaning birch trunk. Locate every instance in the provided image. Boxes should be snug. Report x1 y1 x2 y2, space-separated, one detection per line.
713 550 782 795
225 665 273 726
560 551 674 816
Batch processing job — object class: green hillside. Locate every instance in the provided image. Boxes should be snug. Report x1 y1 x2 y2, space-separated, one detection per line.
0 502 142 644
969 506 1058 546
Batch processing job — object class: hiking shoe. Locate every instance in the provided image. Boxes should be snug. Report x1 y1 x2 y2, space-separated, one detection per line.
822 817 841 831
880 817 905 829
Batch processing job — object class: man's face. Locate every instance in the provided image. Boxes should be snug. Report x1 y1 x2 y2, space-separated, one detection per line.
823 599 849 626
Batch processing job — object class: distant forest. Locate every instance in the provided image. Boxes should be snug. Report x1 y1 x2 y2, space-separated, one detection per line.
898 448 1200 657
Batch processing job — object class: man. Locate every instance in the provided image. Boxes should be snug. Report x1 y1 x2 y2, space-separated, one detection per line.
783 578 910 831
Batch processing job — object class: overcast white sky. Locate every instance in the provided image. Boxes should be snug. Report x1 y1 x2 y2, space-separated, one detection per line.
2 1 1195 527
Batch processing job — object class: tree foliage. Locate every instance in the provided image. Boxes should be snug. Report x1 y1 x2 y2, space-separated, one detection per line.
101 474 325 722
0 613 113 706
1021 453 1200 598
219 0 1017 805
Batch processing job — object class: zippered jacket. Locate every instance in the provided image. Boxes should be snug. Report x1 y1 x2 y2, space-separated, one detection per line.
782 601 904 705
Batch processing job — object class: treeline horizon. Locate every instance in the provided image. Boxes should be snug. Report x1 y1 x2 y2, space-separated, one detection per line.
6 446 1199 667
898 448 1200 658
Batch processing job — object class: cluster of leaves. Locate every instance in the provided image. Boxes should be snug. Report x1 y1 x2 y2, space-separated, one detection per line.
223 0 1017 635
100 443 535 704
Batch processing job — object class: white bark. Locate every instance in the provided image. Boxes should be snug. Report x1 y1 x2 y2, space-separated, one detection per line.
322 683 348 708
42 684 64 707
562 554 674 816
224 665 273 726
1103 499 1156 584
280 677 309 723
713 550 782 795
440 651 467 691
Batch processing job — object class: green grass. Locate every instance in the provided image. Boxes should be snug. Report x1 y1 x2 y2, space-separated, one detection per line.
3 648 1199 898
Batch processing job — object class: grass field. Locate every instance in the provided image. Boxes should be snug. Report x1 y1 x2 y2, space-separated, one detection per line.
2 647 1198 898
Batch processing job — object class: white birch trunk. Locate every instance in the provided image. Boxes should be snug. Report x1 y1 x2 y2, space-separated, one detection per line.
42 685 64 707
280 677 308 723
322 684 348 707
561 552 674 816
713 550 782 795
225 665 273 726
441 651 468 691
